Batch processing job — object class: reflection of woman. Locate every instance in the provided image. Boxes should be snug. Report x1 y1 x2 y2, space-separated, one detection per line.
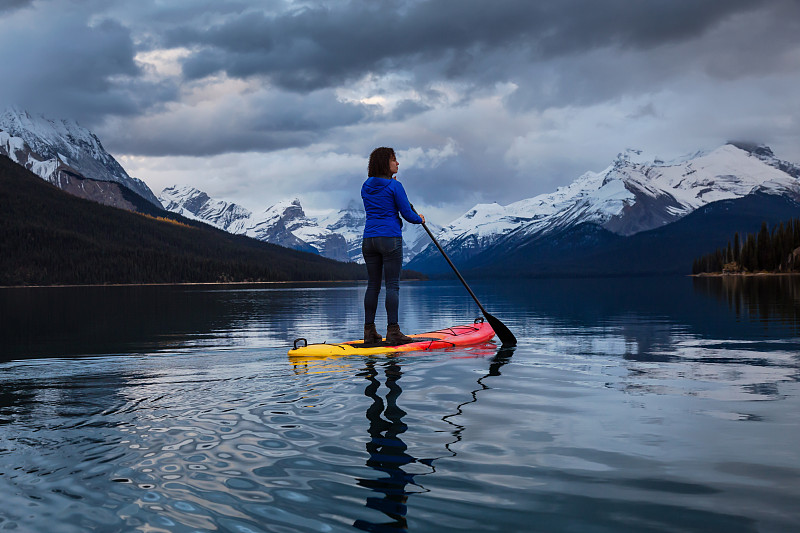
354 360 417 532
361 147 425 344
353 349 515 531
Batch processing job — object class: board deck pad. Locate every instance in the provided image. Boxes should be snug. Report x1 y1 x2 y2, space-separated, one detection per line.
354 336 439 348
288 320 495 358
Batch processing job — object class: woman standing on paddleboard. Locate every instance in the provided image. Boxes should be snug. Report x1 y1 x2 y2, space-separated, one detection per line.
361 147 425 344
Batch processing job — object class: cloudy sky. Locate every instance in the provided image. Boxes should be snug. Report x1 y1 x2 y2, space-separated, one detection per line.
1 0 799 222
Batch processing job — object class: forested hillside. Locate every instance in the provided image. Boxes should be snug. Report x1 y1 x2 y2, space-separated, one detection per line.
0 155 366 285
693 219 800 274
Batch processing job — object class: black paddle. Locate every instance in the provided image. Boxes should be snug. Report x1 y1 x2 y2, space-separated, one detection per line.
412 206 517 347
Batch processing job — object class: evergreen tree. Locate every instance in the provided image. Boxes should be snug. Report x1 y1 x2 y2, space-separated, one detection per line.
693 217 800 274
757 222 770 270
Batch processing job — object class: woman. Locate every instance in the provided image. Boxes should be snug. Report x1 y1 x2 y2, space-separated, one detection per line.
361 147 425 344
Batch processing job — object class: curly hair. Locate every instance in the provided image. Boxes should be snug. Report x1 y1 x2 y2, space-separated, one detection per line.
367 147 396 177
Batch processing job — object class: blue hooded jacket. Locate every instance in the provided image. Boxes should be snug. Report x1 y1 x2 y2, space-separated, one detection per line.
361 176 423 238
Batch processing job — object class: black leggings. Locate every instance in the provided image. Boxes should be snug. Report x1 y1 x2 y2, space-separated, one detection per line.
362 236 403 325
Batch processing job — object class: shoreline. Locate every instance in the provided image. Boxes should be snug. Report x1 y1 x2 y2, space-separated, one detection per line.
0 278 431 290
691 272 800 277
0 279 367 290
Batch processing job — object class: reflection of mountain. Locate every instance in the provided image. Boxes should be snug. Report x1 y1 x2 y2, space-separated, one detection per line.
8 278 799 362
0 283 350 360
692 276 800 334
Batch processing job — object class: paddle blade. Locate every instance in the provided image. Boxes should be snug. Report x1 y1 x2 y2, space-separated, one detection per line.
485 312 517 347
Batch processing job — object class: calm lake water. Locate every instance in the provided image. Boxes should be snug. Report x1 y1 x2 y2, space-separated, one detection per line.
1 277 799 532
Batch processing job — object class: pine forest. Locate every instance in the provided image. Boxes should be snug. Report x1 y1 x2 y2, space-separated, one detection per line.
692 219 800 274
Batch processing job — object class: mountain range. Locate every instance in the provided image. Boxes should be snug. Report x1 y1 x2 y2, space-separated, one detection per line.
0 154 366 286
159 186 440 264
3 106 799 279
1 107 430 264
407 143 800 276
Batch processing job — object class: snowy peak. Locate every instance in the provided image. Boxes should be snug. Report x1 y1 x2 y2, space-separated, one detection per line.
412 143 800 268
321 198 366 232
1 107 101 160
315 200 367 260
159 188 350 262
263 198 306 227
728 141 800 179
245 197 350 262
159 185 253 233
614 144 800 210
0 107 161 207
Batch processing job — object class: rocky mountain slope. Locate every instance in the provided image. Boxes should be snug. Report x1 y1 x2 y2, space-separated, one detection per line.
0 107 161 210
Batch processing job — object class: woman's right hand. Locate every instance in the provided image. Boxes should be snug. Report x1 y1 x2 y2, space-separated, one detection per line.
420 214 425 224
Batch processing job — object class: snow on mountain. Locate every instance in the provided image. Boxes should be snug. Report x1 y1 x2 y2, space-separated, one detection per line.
159 187 348 261
416 144 800 264
159 187 440 264
248 198 349 261
402 222 440 264
0 107 161 207
316 199 366 260
314 199 440 263
160 185 253 233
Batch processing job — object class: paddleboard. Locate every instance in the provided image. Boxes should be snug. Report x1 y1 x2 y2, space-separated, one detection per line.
288 318 495 358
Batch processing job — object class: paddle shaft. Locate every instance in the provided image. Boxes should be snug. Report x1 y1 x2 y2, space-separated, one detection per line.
418 221 489 317
411 206 516 346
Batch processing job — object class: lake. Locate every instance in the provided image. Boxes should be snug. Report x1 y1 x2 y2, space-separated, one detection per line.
1 276 799 532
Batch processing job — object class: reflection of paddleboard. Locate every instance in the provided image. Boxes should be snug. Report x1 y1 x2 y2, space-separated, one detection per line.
288 319 495 358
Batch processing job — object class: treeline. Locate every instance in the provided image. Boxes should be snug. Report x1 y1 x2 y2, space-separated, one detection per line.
692 218 800 274
1 155 373 286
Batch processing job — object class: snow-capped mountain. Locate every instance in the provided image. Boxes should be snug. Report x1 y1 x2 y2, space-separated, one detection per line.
160 186 440 264
0 107 161 208
160 186 253 233
250 199 349 260
315 199 441 263
160 186 347 261
409 143 800 270
316 199 366 260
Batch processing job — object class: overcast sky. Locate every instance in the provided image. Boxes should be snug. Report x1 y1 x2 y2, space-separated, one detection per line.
2 0 799 222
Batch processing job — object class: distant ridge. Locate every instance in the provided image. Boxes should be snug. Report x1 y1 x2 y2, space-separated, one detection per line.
0 155 365 286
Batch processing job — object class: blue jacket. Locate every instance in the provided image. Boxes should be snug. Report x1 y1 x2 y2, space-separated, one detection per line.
361 176 423 238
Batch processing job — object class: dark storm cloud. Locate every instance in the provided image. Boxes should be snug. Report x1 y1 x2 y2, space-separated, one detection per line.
4 0 798 181
506 0 800 112
0 0 33 13
0 13 155 123
167 0 763 93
